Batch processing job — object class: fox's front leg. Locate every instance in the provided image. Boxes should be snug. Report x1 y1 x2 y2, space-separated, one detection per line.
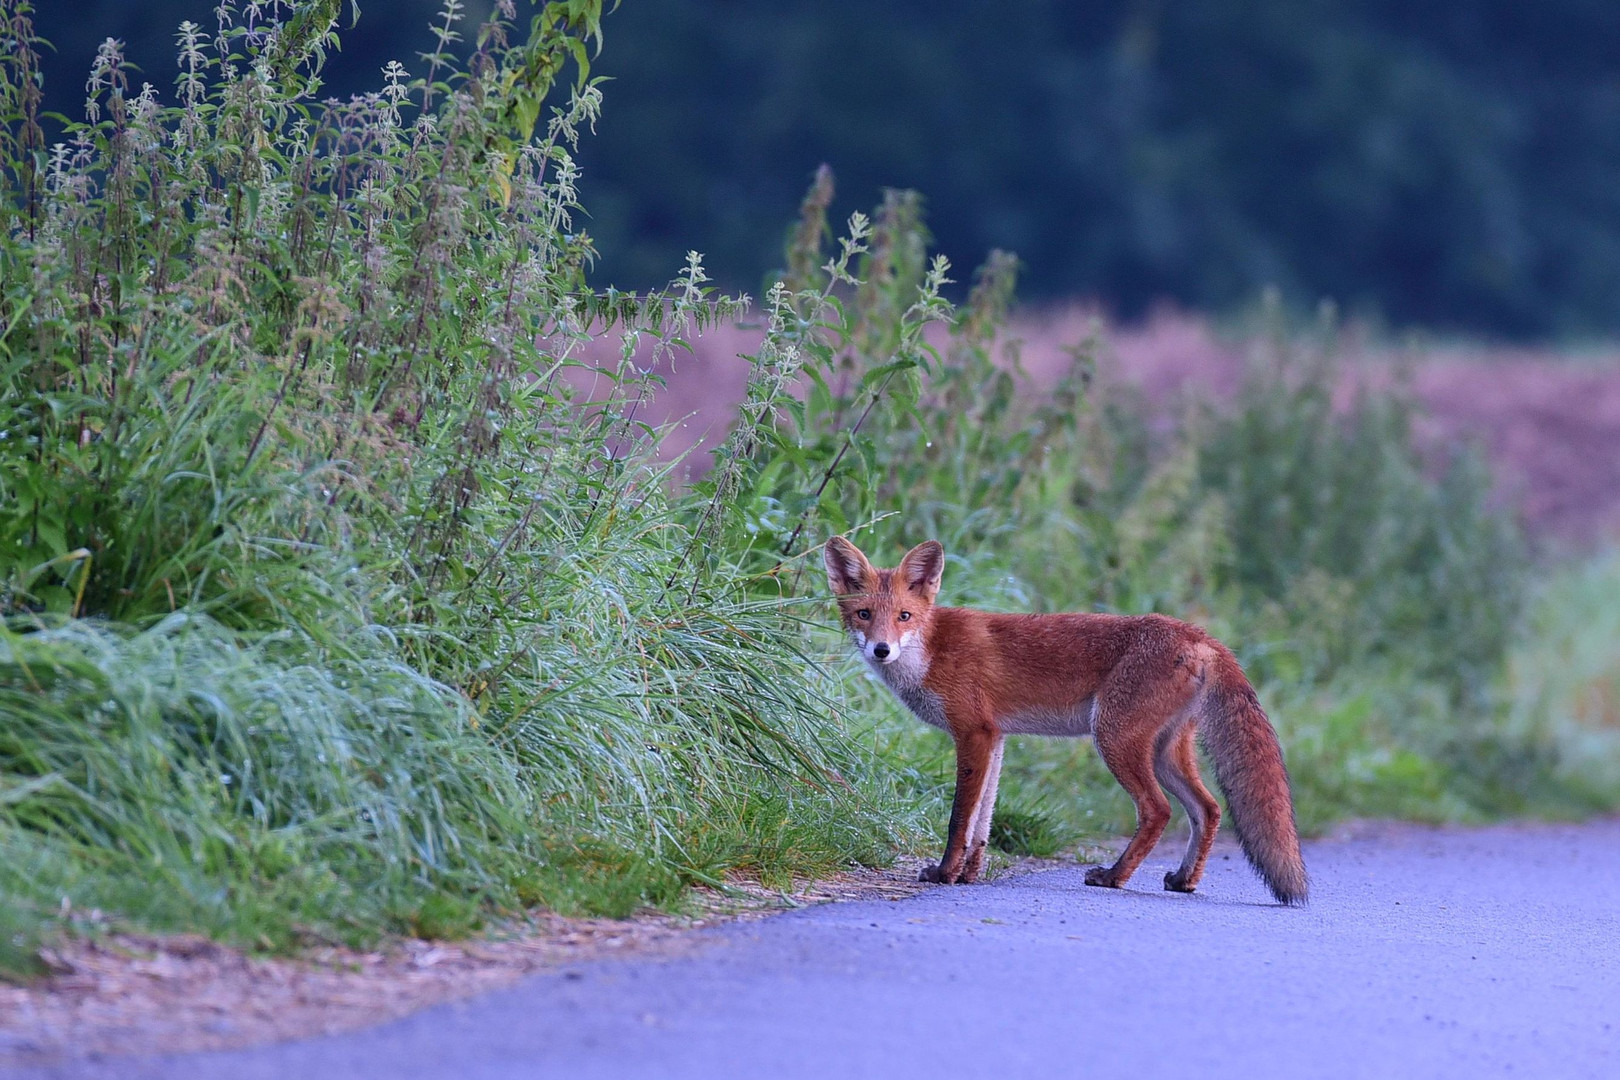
920 724 997 885
961 736 1005 883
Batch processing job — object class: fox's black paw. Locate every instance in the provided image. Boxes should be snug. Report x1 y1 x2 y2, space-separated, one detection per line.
919 864 944 883
1163 870 1196 893
1084 865 1121 888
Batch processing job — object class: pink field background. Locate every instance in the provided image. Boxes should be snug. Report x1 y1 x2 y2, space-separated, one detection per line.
577 307 1620 548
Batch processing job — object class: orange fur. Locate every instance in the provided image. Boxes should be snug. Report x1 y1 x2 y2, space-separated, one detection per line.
825 536 1307 904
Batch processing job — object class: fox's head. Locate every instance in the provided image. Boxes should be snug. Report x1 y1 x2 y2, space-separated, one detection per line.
823 536 944 668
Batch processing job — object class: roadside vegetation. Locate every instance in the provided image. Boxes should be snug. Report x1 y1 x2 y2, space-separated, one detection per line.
2 0 1616 979
749 182 1619 851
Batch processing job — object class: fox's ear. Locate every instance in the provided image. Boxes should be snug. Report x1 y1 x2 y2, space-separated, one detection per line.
824 536 875 596
898 540 945 601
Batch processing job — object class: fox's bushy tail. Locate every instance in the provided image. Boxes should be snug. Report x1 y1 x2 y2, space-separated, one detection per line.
1198 647 1308 905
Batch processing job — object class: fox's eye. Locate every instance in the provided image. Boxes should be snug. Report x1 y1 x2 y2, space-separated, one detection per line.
898 611 912 621
856 609 871 621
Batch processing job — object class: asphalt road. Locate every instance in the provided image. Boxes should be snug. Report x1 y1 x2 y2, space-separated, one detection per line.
16 821 1620 1080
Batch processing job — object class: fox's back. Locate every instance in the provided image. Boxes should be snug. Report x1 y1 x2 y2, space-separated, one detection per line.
912 608 1207 725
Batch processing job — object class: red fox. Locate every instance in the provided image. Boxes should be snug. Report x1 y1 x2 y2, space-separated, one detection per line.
825 536 1307 905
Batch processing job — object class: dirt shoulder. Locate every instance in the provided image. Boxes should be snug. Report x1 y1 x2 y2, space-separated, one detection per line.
1 854 1004 1069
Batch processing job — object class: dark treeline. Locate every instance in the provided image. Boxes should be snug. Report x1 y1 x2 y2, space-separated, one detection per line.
30 1 1620 338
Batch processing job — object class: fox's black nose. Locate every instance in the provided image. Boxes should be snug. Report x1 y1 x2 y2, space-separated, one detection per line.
872 642 891 660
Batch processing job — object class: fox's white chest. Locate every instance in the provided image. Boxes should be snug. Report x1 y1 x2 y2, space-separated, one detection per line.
855 632 949 732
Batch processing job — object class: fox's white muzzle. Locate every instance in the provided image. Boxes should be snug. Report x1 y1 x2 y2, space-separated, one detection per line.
855 629 915 665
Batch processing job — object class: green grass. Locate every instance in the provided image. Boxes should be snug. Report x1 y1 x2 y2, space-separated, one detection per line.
0 615 528 947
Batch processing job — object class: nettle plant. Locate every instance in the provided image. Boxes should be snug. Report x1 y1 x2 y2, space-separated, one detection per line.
0 0 741 627
701 167 1092 587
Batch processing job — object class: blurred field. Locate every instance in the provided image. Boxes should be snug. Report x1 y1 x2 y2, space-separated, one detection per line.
590 307 1620 549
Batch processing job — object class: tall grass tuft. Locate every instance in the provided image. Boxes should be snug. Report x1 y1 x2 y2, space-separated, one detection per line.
0 615 532 944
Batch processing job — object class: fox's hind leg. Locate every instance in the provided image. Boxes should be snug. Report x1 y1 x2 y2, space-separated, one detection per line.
1085 713 1172 890
1156 723 1222 893
1086 666 1200 890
